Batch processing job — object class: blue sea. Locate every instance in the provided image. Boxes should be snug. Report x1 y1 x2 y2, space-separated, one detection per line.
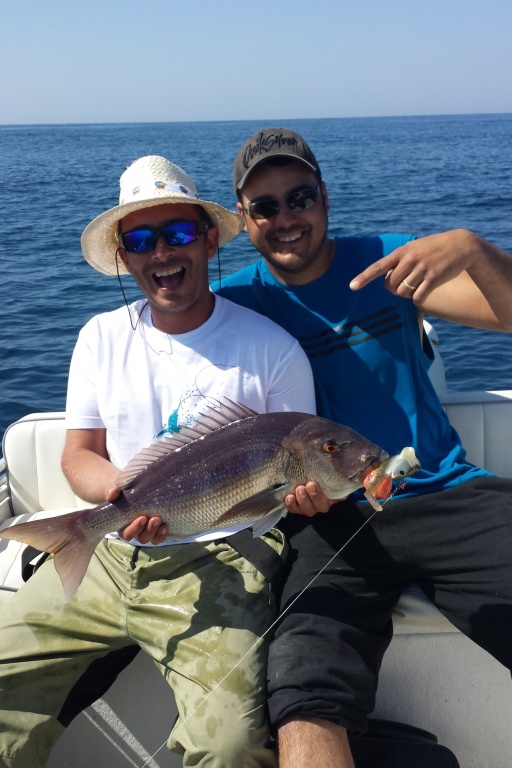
2 115 512 438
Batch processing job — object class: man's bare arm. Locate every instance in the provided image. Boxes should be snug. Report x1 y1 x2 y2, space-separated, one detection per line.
61 429 168 543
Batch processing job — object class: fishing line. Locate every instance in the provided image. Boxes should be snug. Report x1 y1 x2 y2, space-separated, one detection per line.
215 244 222 288
139 499 393 767
115 248 147 331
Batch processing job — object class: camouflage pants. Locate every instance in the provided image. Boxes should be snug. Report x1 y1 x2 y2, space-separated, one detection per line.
0 533 285 768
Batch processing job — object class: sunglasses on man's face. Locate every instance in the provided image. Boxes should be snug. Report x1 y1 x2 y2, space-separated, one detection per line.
120 220 209 254
243 185 321 221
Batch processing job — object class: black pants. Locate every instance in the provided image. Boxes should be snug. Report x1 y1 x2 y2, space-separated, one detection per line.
268 477 512 732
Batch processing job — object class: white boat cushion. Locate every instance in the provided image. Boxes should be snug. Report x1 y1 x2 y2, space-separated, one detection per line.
0 413 91 598
2 412 83 516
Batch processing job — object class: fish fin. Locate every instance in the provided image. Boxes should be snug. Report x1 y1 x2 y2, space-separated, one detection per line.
215 484 290 528
116 397 260 490
249 506 288 537
0 511 102 601
197 397 259 425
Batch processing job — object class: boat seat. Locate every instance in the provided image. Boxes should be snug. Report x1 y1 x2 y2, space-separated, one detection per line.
0 412 92 597
2 393 512 631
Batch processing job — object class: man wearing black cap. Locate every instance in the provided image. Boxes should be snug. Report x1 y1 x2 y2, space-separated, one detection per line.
212 127 512 767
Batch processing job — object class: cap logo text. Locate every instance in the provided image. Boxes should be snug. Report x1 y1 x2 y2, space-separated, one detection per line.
243 132 298 169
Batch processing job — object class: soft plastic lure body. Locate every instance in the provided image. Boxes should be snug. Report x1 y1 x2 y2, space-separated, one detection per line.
363 447 421 511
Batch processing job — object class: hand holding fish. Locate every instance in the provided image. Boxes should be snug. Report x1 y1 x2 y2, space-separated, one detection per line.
287 448 421 515
119 515 169 544
285 482 339 517
104 484 169 543
105 484 121 502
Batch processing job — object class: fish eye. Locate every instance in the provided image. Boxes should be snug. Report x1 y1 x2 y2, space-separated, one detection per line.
323 440 340 454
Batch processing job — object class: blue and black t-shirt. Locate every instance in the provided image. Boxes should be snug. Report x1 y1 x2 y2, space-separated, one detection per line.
212 234 490 498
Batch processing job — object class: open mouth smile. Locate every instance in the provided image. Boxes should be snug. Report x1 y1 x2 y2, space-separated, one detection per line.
153 265 185 289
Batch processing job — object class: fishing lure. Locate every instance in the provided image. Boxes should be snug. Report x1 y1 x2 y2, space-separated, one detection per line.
363 446 421 511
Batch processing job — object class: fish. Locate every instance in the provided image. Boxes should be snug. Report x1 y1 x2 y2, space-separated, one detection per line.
363 446 421 510
0 399 388 600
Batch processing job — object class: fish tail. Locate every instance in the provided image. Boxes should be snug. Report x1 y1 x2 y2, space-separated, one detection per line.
0 510 102 601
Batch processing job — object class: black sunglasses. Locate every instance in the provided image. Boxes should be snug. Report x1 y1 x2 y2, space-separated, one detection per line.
243 186 320 221
120 220 209 254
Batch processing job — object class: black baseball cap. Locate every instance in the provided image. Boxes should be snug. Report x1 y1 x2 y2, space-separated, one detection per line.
233 127 321 192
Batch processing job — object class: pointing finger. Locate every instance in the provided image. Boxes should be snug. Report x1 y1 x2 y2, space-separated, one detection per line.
350 254 396 291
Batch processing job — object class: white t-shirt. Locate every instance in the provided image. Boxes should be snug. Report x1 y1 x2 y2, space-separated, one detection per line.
65 296 316 545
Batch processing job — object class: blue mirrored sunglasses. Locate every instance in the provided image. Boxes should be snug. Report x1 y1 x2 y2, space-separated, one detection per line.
120 220 209 254
243 186 320 220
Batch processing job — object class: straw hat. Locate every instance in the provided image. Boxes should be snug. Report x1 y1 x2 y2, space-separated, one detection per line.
81 155 244 276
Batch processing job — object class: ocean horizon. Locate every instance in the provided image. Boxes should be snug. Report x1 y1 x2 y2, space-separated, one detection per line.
3 110 511 127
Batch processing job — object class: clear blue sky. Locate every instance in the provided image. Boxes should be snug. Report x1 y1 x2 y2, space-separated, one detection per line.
2 0 511 125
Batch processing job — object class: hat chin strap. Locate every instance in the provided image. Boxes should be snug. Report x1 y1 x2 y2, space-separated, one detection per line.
214 245 222 289
115 248 147 331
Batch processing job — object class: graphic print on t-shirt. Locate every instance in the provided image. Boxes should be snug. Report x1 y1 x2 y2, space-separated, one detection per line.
155 363 252 438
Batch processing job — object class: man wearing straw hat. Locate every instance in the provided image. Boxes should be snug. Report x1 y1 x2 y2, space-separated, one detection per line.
0 155 316 768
